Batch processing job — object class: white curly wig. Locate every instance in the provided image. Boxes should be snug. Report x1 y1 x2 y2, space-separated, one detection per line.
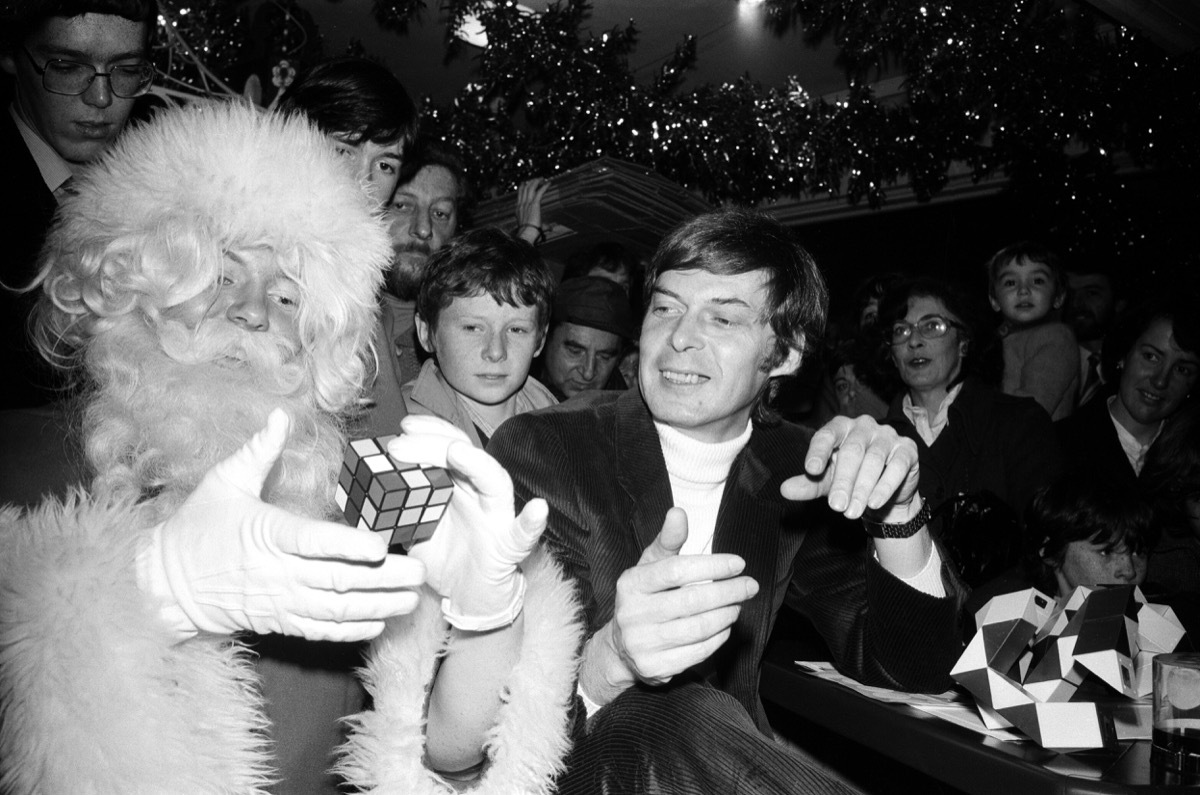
33 99 392 415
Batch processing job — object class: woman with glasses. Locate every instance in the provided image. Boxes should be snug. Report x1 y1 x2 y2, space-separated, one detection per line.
880 276 1064 586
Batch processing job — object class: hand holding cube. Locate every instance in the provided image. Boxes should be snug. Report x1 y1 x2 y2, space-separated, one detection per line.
336 435 454 551
386 414 548 632
140 409 427 642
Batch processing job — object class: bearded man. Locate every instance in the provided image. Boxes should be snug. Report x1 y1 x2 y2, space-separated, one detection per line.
0 101 578 794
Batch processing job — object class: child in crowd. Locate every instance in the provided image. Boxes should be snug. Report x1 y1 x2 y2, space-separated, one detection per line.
986 242 1079 420
966 473 1154 623
405 227 558 447
1031 475 1152 598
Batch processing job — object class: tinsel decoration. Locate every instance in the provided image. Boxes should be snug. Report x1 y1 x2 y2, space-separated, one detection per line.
5 0 1195 270
147 0 322 105
373 0 429 35
404 1 1196 200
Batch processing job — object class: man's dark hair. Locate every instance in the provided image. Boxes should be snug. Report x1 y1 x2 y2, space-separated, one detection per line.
644 209 827 423
416 227 554 333
277 57 417 149
395 135 471 208
4 0 158 49
1027 473 1154 593
647 208 827 369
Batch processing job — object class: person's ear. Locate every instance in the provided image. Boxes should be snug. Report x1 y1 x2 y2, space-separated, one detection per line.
1053 291 1065 309
988 295 1001 313
0 52 16 78
959 339 969 357
414 315 435 355
532 326 547 359
768 344 803 379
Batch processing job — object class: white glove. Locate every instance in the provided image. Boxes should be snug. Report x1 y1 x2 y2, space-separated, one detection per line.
137 408 426 642
387 414 547 632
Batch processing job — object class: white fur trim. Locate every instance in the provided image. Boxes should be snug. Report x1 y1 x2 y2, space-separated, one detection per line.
337 547 582 794
0 494 274 794
42 100 392 413
54 100 388 322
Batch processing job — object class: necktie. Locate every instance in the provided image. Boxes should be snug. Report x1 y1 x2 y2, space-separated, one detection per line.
1080 353 1101 407
52 177 74 203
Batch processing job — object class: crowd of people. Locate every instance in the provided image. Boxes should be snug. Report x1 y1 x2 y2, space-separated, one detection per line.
0 2 1195 794
815 239 1200 627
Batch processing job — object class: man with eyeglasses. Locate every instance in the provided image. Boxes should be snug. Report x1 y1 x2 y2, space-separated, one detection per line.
1 0 157 409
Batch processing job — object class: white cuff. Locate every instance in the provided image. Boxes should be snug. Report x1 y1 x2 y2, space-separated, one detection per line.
134 523 199 642
895 543 946 598
440 573 527 632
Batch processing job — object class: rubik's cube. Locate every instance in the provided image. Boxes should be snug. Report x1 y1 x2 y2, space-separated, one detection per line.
335 436 454 552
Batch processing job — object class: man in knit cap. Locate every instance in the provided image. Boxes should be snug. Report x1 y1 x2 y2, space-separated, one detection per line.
537 275 636 400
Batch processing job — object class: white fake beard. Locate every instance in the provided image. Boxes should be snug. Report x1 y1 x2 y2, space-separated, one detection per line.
83 315 346 521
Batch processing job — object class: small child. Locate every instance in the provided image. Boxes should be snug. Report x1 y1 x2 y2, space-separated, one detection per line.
965 473 1154 624
406 227 558 447
1029 474 1153 599
986 241 1079 420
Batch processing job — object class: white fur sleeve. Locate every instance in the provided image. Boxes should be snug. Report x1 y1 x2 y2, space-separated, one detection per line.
0 494 274 794
337 546 583 794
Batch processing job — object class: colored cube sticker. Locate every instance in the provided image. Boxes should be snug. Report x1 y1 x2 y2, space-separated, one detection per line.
335 435 453 551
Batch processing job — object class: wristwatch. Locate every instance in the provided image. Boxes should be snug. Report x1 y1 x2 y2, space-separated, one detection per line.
861 499 932 539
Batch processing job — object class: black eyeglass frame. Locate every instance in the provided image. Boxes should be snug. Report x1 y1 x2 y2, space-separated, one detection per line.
21 46 156 99
889 315 965 346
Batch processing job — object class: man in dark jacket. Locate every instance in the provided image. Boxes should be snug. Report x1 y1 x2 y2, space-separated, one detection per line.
490 209 964 794
1 0 157 408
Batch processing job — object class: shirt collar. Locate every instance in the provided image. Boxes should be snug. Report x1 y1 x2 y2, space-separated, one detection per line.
9 103 75 194
1106 396 1162 475
902 381 964 446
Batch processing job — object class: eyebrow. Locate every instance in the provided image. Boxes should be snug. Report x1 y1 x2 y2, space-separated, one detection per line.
1000 265 1052 276
653 286 754 310
40 46 147 63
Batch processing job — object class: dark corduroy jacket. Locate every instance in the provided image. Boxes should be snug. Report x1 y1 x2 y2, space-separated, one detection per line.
489 388 964 735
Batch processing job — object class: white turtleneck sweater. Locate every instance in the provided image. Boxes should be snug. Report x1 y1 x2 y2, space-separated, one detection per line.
656 420 942 593
656 420 752 556
580 418 944 715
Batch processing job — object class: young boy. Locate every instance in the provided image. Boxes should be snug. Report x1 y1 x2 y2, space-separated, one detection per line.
965 472 1154 626
406 227 558 447
986 241 1080 420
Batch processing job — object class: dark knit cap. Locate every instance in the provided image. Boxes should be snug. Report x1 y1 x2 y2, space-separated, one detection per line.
552 276 636 340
